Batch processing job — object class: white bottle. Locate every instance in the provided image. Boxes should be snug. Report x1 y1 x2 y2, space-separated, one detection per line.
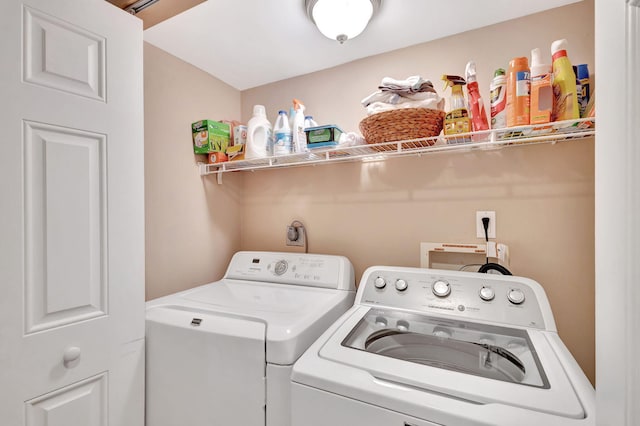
273 110 292 156
304 115 318 128
489 68 507 129
288 107 296 131
292 99 307 153
246 105 273 159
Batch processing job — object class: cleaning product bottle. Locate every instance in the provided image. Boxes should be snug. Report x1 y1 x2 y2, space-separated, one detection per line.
506 57 530 127
490 68 507 129
551 39 580 121
245 105 273 159
575 64 590 117
292 99 307 153
288 106 296 131
465 61 489 132
304 116 318 128
441 75 471 137
529 48 553 125
273 110 292 156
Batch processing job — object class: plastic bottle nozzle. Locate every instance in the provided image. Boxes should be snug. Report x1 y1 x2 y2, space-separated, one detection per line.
551 39 569 55
293 98 305 110
465 61 477 84
441 75 466 91
531 48 542 67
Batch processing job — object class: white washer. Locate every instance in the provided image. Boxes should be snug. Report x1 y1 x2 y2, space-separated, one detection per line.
291 266 595 426
145 251 355 426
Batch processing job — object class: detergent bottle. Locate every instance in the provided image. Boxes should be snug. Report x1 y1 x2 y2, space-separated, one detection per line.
551 39 580 121
246 105 273 159
292 99 307 153
530 48 553 124
273 110 292 156
441 75 471 136
465 61 489 132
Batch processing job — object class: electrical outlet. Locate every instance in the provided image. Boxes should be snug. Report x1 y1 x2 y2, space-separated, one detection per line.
476 211 496 239
286 224 306 247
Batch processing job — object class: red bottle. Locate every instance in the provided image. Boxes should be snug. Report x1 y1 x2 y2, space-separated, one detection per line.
465 61 489 132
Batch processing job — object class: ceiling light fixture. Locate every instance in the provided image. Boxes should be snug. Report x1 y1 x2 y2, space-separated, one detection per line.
305 0 381 44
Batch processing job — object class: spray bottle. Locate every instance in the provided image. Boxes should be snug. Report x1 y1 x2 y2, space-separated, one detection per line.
292 99 307 153
490 68 507 129
465 61 489 132
441 75 471 136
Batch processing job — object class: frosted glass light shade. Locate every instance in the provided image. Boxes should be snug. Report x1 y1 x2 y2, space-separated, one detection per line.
308 0 377 43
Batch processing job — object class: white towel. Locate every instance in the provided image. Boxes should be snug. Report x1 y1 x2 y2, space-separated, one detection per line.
366 96 445 116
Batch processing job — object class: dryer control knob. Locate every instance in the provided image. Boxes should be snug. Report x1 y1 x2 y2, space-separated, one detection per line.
432 280 451 297
374 277 387 289
479 286 495 301
395 279 408 292
273 260 288 276
508 288 526 305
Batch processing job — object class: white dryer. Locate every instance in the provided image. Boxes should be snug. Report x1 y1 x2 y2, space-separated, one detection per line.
291 266 595 426
145 251 355 426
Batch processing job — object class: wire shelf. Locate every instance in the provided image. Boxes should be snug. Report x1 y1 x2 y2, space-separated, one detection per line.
199 117 595 177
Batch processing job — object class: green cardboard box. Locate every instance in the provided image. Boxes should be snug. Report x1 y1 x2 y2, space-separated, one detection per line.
191 120 230 154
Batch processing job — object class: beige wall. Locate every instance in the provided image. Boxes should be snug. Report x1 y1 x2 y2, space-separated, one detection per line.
240 0 595 383
144 43 244 300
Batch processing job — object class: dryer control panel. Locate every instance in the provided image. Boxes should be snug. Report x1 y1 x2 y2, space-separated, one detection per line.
224 251 355 291
357 266 553 330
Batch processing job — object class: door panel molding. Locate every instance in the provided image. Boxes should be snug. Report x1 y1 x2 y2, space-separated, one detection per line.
23 121 108 334
25 372 107 426
23 5 106 102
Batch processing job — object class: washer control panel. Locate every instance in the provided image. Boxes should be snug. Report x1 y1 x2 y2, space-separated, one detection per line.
359 268 548 330
224 251 355 291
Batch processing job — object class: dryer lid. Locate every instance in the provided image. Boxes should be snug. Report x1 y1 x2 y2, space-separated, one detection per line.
149 279 355 365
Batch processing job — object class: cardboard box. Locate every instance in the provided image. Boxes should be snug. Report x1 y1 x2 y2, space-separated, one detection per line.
191 120 230 155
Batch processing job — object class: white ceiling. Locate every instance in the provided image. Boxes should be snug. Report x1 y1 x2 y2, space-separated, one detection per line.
143 0 582 91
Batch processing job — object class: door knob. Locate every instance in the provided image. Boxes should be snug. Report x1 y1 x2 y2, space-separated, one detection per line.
63 346 81 368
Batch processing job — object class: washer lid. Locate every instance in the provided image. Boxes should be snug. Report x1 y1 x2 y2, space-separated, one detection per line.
363 329 527 384
147 279 355 365
317 306 586 420
342 308 547 388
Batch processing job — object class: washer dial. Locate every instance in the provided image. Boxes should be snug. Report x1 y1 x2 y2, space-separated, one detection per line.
432 280 451 297
479 286 495 301
395 279 408 292
508 288 526 305
374 277 387 289
273 260 288 276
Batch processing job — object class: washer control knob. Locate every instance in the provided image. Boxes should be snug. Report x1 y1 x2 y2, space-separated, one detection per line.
273 260 288 276
374 277 387 289
479 286 495 301
508 288 526 305
432 280 451 297
395 279 408 292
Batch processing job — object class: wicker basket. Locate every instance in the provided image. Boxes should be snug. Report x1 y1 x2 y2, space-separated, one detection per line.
359 108 445 149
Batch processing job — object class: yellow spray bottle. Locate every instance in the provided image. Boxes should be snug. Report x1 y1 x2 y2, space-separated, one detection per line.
441 75 471 136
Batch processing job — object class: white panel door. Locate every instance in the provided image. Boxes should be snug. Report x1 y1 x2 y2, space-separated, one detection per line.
0 1 145 425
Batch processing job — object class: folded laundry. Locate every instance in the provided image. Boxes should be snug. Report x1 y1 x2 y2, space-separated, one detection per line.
361 75 443 113
379 75 424 92
366 96 445 116
379 76 437 94
361 90 401 107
